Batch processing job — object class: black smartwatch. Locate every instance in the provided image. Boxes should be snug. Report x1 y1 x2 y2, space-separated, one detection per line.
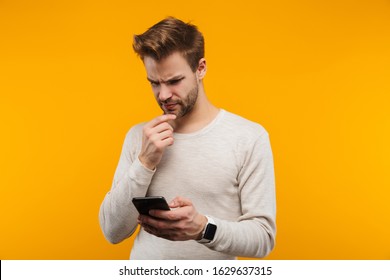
197 216 217 243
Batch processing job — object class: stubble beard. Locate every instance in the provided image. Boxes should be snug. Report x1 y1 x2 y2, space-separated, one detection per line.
160 83 199 118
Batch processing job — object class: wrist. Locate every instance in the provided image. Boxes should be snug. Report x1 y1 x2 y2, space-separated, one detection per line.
195 214 208 240
138 155 156 171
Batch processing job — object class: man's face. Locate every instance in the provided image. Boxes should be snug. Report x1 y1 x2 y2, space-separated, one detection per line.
143 52 199 118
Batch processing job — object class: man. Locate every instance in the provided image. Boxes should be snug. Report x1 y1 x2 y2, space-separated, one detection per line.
99 17 276 259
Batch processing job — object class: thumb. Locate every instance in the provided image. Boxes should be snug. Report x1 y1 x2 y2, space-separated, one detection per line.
169 196 192 208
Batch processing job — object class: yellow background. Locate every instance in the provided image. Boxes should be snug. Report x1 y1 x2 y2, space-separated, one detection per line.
1 0 389 259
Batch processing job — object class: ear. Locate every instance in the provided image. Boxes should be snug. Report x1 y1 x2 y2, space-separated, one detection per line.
196 58 207 80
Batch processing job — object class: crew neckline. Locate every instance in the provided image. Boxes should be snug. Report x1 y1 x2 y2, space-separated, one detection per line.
173 109 225 139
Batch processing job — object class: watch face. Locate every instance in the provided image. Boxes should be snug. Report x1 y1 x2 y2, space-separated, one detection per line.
204 223 217 240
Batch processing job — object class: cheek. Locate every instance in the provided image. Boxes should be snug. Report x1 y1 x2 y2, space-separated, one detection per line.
176 82 193 94
165 85 183 97
151 86 160 98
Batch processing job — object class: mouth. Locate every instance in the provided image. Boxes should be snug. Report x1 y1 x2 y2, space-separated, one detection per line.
163 103 178 111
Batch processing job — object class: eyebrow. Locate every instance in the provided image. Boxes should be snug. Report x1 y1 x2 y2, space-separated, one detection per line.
147 75 184 84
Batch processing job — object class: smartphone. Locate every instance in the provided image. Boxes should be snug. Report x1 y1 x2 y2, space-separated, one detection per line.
132 196 170 215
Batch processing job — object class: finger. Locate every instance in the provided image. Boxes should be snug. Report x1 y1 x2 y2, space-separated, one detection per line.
169 196 192 208
142 224 157 236
140 214 173 230
151 122 174 134
160 136 174 146
143 225 177 240
139 214 160 227
147 114 176 128
149 129 173 142
150 208 181 221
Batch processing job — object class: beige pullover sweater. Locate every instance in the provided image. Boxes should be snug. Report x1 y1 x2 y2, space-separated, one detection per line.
99 109 276 259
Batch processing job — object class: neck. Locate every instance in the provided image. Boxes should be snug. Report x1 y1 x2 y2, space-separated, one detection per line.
171 86 219 134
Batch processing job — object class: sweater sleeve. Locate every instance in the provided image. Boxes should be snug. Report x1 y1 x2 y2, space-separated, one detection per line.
99 126 155 244
205 131 276 258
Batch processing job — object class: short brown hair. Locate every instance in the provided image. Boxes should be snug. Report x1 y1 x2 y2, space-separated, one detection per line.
133 17 204 72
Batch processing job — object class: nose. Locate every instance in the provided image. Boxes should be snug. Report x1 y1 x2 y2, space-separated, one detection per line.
158 83 172 102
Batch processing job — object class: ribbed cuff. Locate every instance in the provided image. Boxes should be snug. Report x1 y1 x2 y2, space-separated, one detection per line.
127 156 156 186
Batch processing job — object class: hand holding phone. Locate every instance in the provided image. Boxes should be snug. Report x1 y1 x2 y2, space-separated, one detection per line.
135 196 209 242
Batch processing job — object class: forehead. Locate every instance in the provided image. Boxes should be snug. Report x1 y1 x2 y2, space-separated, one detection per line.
143 52 193 79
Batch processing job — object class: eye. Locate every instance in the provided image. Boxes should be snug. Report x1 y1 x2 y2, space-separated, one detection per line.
150 81 159 87
167 78 183 86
